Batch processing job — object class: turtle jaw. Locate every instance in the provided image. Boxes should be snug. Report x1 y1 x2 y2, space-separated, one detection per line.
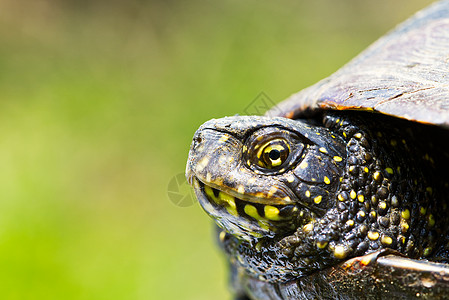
191 177 302 241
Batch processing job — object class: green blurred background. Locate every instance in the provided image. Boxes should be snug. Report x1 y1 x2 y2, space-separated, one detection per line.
0 0 434 299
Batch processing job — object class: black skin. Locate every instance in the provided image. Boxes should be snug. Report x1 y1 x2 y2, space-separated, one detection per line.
186 111 449 299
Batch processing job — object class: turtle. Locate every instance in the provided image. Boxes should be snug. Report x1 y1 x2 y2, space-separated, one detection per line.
186 1 449 299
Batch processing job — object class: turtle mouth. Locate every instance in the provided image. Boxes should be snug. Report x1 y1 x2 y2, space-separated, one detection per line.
192 177 301 239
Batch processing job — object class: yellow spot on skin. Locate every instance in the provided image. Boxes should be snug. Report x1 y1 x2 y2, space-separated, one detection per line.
333 156 343 162
305 190 311 198
303 223 313 233
354 133 362 139
401 209 410 220
350 190 356 199
373 171 381 181
316 132 321 136
219 231 226 242
386 167 394 175
334 246 347 259
299 161 308 169
346 220 354 227
264 205 280 221
324 176 331 185
237 185 245 194
244 204 261 220
428 214 435 227
336 119 340 123
390 139 397 147
349 166 355 172
423 247 433 257
286 174 295 183
242 145 247 152
338 193 345 202
258 220 271 231
343 132 347 138
314 195 322 204
370 211 377 218
316 241 328 249
368 231 379 240
358 195 365 203
381 236 393 245
364 167 369 173
283 196 292 203
267 186 278 197
219 135 229 143
319 147 328 154
358 211 366 218
401 222 409 233
379 202 387 210
420 207 427 215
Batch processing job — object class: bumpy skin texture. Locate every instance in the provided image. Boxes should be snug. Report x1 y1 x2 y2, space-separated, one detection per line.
186 112 449 299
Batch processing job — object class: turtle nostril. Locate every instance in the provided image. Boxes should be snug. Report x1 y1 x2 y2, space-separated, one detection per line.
196 137 202 143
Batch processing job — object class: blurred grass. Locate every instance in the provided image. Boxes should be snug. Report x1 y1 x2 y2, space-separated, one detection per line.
0 0 434 299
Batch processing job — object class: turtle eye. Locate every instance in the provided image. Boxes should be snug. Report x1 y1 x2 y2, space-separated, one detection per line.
257 139 290 169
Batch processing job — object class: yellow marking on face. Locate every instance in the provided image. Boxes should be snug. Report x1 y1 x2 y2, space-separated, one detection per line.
258 220 271 230
244 204 261 220
303 223 313 233
358 211 366 218
364 167 369 173
286 174 295 183
316 241 328 249
305 190 311 198
299 161 308 169
313 195 322 204
349 166 355 172
423 247 433 257
385 167 394 175
428 214 435 227
219 135 229 143
324 176 331 185
379 201 387 210
357 194 364 203
316 132 321 136
267 186 278 197
319 147 328 154
420 207 427 215
333 246 347 259
256 192 265 198
264 205 280 221
343 132 347 138
381 236 393 245
338 193 345 202
283 196 292 202
354 133 362 139
237 185 245 194
390 139 397 147
350 190 356 199
336 119 340 123
401 209 410 220
369 211 376 218
219 192 236 209
219 231 226 242
368 231 379 240
242 145 247 152
346 220 354 227
373 171 381 181
333 156 342 162
331 135 336 139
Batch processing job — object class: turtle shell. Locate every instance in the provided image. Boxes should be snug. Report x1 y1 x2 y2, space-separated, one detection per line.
267 0 449 128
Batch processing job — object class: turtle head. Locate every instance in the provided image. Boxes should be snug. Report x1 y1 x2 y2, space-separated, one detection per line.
186 116 346 243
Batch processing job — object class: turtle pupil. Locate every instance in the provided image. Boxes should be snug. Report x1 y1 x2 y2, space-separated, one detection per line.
269 149 281 160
